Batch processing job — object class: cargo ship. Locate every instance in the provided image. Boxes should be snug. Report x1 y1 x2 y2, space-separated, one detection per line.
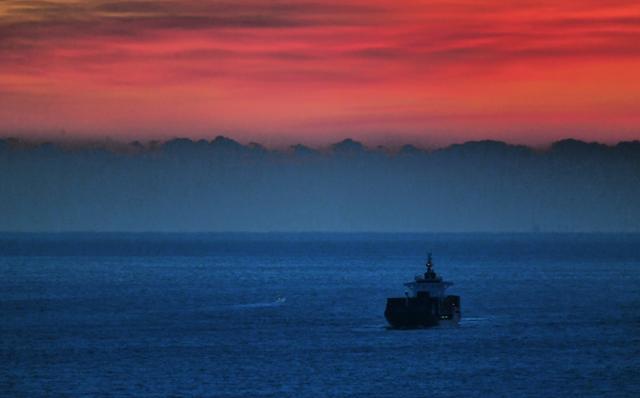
384 254 460 328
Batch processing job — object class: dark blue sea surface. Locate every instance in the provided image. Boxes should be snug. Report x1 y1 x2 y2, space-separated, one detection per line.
1 233 639 397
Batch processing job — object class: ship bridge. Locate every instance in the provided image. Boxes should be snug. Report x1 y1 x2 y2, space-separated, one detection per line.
404 253 453 298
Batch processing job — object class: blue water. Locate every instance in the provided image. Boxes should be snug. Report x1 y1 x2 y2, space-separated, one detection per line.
1 233 639 397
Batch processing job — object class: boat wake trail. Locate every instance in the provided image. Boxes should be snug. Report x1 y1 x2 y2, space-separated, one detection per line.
458 316 498 326
231 297 286 309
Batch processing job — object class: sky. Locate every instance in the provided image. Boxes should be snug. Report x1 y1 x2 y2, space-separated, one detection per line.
1 0 640 146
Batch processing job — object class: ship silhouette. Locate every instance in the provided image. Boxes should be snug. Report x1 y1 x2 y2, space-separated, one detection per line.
385 254 461 328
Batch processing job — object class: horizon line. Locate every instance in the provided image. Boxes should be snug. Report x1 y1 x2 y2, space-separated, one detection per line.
2 230 639 235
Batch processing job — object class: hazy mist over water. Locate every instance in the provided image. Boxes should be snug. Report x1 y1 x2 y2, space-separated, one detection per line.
1 136 639 232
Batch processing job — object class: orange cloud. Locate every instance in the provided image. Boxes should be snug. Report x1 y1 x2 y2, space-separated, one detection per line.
1 0 640 145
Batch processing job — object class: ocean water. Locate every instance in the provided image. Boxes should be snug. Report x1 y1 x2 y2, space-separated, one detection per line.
1 233 639 397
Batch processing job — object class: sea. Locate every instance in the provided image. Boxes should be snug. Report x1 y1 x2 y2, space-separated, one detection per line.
1 233 639 397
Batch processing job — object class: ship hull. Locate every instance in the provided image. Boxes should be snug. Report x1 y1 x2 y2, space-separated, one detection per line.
384 294 460 329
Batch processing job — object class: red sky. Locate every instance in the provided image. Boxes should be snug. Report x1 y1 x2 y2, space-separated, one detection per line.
1 0 640 146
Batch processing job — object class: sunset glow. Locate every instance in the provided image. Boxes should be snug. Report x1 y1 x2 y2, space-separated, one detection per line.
1 0 640 145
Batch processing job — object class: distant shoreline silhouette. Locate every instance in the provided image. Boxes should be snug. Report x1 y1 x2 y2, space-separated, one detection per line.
1 135 638 154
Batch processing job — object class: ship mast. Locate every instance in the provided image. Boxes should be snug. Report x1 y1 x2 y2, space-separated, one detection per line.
425 252 436 279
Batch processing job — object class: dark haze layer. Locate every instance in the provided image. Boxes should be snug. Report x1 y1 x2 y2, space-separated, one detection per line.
1 137 639 232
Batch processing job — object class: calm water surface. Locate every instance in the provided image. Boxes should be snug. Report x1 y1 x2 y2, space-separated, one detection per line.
1 233 639 397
